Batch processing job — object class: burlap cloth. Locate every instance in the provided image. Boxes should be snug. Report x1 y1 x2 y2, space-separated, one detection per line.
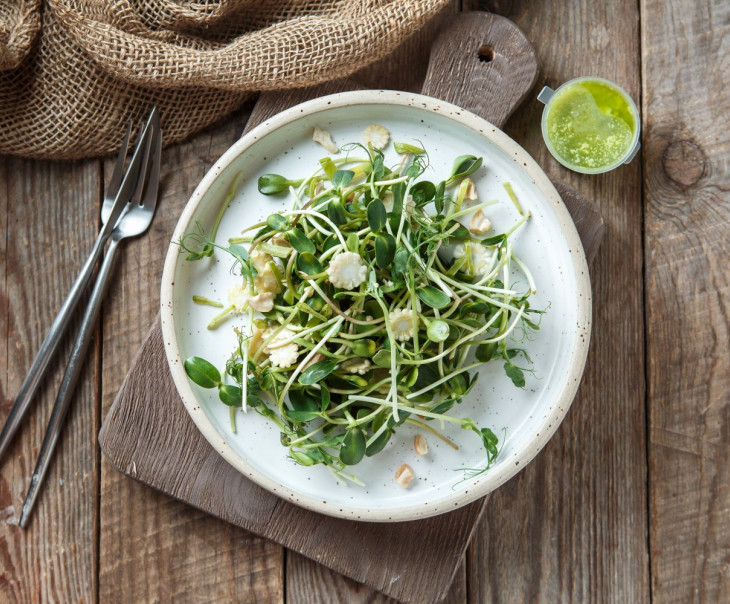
0 0 449 159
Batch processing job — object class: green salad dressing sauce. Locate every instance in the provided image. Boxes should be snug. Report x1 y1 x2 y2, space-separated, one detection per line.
545 79 636 171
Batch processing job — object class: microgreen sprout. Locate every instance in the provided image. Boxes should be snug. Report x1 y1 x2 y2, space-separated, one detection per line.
178 140 544 482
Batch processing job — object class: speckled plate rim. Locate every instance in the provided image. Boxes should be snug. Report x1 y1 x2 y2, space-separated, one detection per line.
160 90 592 522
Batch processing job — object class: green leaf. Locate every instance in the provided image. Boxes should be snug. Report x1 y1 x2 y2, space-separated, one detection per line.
322 234 339 253
287 227 315 253
430 398 456 415
365 429 392 456
218 384 243 406
448 374 468 396
319 157 337 180
297 252 323 275
267 214 289 230
504 362 526 388
416 286 451 309
426 319 450 343
372 349 393 368
289 389 319 412
448 155 483 183
367 199 387 232
476 342 497 362
393 247 409 278
340 428 366 465
290 450 316 466
481 233 506 246
394 141 426 155
411 181 436 206
299 360 338 385
327 200 347 225
287 409 321 422
258 174 296 195
461 301 490 315
350 339 376 357
374 233 396 268
434 181 446 214
346 232 359 254
320 385 331 413
184 357 221 388
332 170 354 189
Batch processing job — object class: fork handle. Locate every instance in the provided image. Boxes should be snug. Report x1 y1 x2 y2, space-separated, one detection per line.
18 236 122 528
0 228 109 464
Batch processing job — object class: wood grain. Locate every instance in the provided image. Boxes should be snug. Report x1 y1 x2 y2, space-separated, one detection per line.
0 158 101 601
467 1 649 601
642 0 730 601
97 106 285 604
98 11 605 603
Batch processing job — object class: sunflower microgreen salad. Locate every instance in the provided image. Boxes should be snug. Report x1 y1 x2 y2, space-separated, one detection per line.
178 124 543 486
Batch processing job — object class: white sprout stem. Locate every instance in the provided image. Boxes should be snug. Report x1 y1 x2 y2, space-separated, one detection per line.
439 273 517 312
395 179 414 243
282 209 348 248
241 341 249 413
512 254 537 295
365 417 390 447
373 296 400 421
279 317 344 405
405 362 482 400
399 308 503 365
448 199 498 220
394 400 470 424
480 304 525 344
374 175 410 186
274 314 341 346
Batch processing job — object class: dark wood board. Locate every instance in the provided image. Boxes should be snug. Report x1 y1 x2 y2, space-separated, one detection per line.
98 12 603 603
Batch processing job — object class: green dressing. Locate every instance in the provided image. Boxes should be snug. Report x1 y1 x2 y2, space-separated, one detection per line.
544 79 637 171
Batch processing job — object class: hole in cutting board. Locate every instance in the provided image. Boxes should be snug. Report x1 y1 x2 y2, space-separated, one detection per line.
478 44 495 62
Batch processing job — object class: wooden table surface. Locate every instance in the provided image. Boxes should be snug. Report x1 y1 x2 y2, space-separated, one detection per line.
1 0 727 602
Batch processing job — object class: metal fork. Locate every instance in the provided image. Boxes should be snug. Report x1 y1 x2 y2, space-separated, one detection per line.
18 116 163 527
0 108 160 465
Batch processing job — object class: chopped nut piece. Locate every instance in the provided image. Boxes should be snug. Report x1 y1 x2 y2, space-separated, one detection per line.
469 209 492 236
362 123 390 150
464 178 478 201
247 291 274 312
414 434 428 455
250 249 273 272
254 269 281 294
312 126 339 154
248 326 264 357
394 464 415 488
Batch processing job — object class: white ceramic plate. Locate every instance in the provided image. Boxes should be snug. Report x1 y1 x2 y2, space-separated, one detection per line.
161 90 591 522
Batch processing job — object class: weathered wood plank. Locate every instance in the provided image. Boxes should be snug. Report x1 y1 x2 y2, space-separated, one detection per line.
0 157 101 602
467 1 649 601
97 107 285 604
642 0 730 601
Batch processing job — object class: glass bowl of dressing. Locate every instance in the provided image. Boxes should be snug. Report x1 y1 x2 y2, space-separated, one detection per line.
537 77 640 174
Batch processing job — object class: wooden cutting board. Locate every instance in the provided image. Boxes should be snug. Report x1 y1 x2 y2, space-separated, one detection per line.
99 12 604 603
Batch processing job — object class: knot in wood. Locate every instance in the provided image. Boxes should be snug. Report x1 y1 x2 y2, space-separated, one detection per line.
662 140 705 187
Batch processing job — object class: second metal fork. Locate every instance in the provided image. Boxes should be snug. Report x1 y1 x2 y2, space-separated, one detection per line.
17 116 163 527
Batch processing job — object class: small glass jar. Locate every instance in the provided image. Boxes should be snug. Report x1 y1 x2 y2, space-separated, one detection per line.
537 76 640 174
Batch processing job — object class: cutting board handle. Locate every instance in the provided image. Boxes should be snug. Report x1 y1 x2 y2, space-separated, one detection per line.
422 12 539 129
